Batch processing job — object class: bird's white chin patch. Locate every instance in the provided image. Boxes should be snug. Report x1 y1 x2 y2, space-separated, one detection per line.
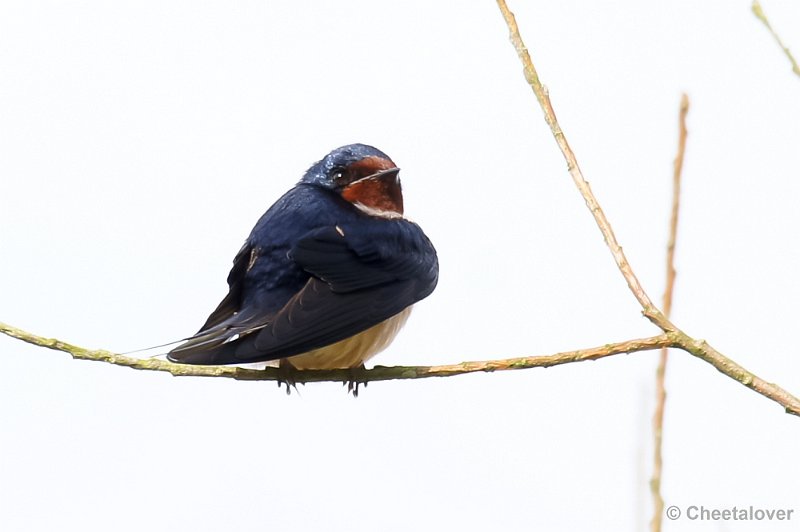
353 202 405 220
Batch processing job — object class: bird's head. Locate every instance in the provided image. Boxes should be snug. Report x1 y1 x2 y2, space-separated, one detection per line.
302 144 403 217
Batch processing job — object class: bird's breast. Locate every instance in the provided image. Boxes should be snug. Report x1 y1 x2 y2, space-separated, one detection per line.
284 307 413 370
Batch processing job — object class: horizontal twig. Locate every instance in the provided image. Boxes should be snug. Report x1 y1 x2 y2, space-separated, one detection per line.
4 320 797 414
0 321 673 383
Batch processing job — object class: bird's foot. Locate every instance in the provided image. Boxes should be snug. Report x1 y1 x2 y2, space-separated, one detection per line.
343 364 368 397
277 358 300 396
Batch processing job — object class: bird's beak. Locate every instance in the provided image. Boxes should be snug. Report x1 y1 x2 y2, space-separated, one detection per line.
349 167 401 187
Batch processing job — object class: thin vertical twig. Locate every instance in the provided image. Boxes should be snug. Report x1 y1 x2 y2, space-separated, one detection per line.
650 94 689 532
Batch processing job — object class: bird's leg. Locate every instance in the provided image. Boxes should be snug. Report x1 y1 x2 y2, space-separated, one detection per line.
277 358 300 396
344 364 368 397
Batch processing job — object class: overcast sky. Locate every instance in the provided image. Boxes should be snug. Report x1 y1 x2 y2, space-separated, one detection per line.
2 1 799 531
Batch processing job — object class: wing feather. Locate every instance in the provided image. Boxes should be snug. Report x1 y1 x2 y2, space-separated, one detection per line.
168 219 438 365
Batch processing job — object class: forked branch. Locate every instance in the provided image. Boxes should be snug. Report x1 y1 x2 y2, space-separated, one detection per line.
1 3 799 418
495 0 800 417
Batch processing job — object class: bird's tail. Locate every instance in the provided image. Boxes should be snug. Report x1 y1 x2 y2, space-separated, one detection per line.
118 338 188 358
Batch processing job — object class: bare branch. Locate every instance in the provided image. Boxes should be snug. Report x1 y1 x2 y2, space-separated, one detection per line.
494 0 800 417
661 93 689 332
2 3 799 420
674 335 800 416
651 93 689 532
494 0 666 328
0 321 673 383
752 1 800 78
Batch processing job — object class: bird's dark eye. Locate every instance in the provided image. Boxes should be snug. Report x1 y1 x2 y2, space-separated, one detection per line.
331 167 347 183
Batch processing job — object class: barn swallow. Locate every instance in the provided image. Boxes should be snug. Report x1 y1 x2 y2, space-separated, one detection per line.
167 144 438 375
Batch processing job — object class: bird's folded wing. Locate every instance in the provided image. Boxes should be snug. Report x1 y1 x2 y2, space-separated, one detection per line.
169 221 437 365
244 222 437 361
289 224 431 291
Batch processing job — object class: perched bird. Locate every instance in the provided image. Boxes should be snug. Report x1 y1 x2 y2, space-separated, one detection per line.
167 144 438 372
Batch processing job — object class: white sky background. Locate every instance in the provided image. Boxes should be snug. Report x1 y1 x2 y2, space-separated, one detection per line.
1 1 799 530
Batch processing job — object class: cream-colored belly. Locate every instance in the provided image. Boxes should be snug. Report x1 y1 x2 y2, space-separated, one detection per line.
284 307 413 370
